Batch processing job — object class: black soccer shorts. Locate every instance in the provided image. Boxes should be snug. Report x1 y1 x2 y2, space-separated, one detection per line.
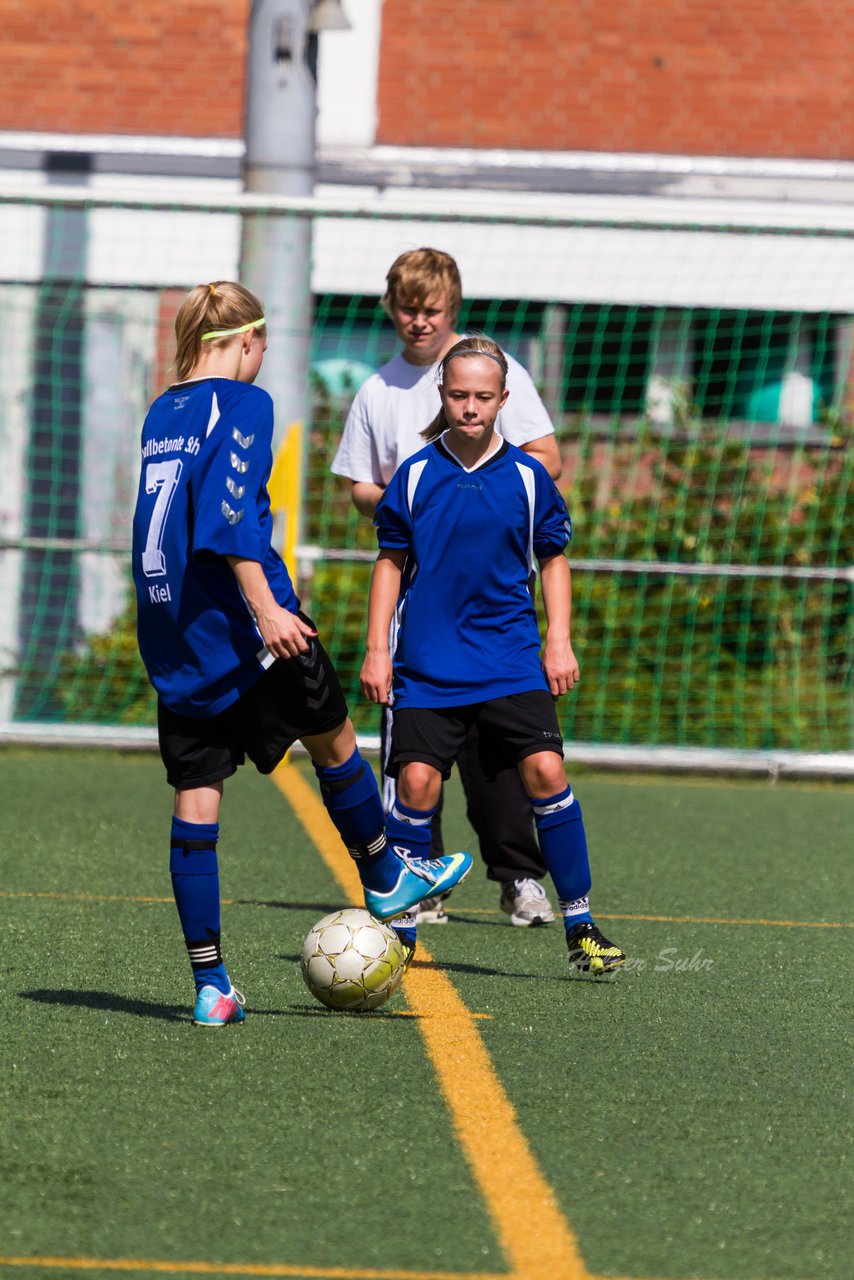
158 625 349 789
388 690 564 779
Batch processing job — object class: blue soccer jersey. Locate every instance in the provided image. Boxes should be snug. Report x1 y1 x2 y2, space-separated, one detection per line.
375 436 571 708
132 377 299 717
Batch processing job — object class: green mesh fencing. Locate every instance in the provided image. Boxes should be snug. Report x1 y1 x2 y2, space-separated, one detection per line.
302 339 852 753
0 191 851 757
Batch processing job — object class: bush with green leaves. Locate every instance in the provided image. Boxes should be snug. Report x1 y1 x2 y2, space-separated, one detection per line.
55 405 852 751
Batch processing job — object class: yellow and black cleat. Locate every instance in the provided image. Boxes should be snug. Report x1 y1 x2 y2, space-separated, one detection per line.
400 940 416 973
566 921 626 976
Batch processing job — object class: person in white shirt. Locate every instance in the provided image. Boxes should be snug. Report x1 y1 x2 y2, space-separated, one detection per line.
332 248 562 935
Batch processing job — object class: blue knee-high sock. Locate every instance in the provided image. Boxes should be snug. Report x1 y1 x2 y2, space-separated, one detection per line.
314 749 399 892
169 816 230 994
529 786 593 930
384 797 438 949
385 796 436 863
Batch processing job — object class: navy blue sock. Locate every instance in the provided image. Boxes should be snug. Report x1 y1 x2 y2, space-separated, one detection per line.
389 797 440 946
386 797 435 862
529 786 594 931
314 749 399 892
169 817 229 994
357 795 437 895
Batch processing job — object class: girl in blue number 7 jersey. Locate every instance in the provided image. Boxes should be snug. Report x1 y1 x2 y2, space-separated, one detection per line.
360 335 626 977
131 282 471 1026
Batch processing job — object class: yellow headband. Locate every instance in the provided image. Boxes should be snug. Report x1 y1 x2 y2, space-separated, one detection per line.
200 317 266 342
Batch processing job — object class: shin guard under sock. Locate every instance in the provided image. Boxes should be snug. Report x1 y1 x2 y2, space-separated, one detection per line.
381 797 437 913
529 786 594 929
386 797 435 862
169 816 229 994
314 749 398 891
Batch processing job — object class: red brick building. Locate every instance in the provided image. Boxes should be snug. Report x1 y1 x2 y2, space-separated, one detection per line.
0 1 852 439
376 0 854 161
0 1 247 139
0 0 851 160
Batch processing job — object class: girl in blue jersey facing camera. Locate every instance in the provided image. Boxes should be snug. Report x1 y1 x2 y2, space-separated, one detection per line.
132 282 471 1026
360 336 625 976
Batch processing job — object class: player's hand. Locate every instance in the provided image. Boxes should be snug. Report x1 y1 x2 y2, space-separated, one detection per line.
543 637 580 698
360 651 393 705
256 606 316 659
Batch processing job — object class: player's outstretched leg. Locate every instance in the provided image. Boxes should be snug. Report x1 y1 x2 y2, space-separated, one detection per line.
528 783 626 976
312 746 472 923
366 796 472 922
169 816 246 1026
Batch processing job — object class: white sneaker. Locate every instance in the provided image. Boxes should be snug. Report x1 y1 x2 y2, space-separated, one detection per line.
415 893 451 924
499 878 555 927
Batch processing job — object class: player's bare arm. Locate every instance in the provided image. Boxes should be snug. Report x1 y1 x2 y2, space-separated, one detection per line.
539 553 580 696
351 480 386 518
360 548 406 704
227 556 316 658
521 433 562 480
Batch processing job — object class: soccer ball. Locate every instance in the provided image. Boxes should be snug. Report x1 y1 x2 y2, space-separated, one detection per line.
300 908 406 1012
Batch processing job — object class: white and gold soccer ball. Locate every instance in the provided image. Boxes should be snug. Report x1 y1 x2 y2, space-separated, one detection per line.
300 908 406 1012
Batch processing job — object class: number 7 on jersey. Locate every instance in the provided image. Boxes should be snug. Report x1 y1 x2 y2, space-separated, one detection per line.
141 458 183 578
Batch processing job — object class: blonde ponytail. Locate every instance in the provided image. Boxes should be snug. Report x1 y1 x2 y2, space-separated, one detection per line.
174 281 265 380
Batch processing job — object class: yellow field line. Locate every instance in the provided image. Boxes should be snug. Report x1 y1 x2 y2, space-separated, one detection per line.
0 891 175 904
0 1257 504 1280
2 891 848 933
0 1259 675 1280
595 911 851 929
272 763 587 1280
453 905 852 930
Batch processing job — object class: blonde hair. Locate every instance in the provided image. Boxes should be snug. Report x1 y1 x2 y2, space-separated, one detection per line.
174 281 265 381
381 248 462 326
421 335 509 442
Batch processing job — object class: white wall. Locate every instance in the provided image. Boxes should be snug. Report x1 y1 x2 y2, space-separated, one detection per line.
79 291 158 636
0 286 36 719
5 177 854 310
316 0 382 149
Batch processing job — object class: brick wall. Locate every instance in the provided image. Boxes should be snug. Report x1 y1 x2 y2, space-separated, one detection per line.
2 0 851 160
0 1 248 137
376 0 854 160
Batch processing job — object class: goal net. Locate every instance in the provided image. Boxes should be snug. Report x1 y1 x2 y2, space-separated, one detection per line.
0 184 851 774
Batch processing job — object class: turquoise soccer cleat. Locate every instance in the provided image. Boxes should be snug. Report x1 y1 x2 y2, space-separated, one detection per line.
364 850 473 922
193 984 247 1027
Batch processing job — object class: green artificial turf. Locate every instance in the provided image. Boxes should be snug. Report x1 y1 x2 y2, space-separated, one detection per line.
0 749 851 1280
432 770 854 1280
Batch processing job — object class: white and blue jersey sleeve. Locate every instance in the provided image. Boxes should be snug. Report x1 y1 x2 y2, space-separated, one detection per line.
533 466 573 561
132 378 298 718
375 438 571 710
191 389 274 562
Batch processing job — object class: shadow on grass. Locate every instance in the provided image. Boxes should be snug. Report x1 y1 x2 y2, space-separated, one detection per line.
20 989 188 1022
19 988 425 1022
282 1003 416 1019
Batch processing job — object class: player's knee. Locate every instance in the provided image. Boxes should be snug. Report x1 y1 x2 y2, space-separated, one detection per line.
397 761 441 810
519 750 566 799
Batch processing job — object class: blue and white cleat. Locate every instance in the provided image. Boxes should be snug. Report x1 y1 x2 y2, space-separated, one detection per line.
193 984 246 1027
364 851 473 922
